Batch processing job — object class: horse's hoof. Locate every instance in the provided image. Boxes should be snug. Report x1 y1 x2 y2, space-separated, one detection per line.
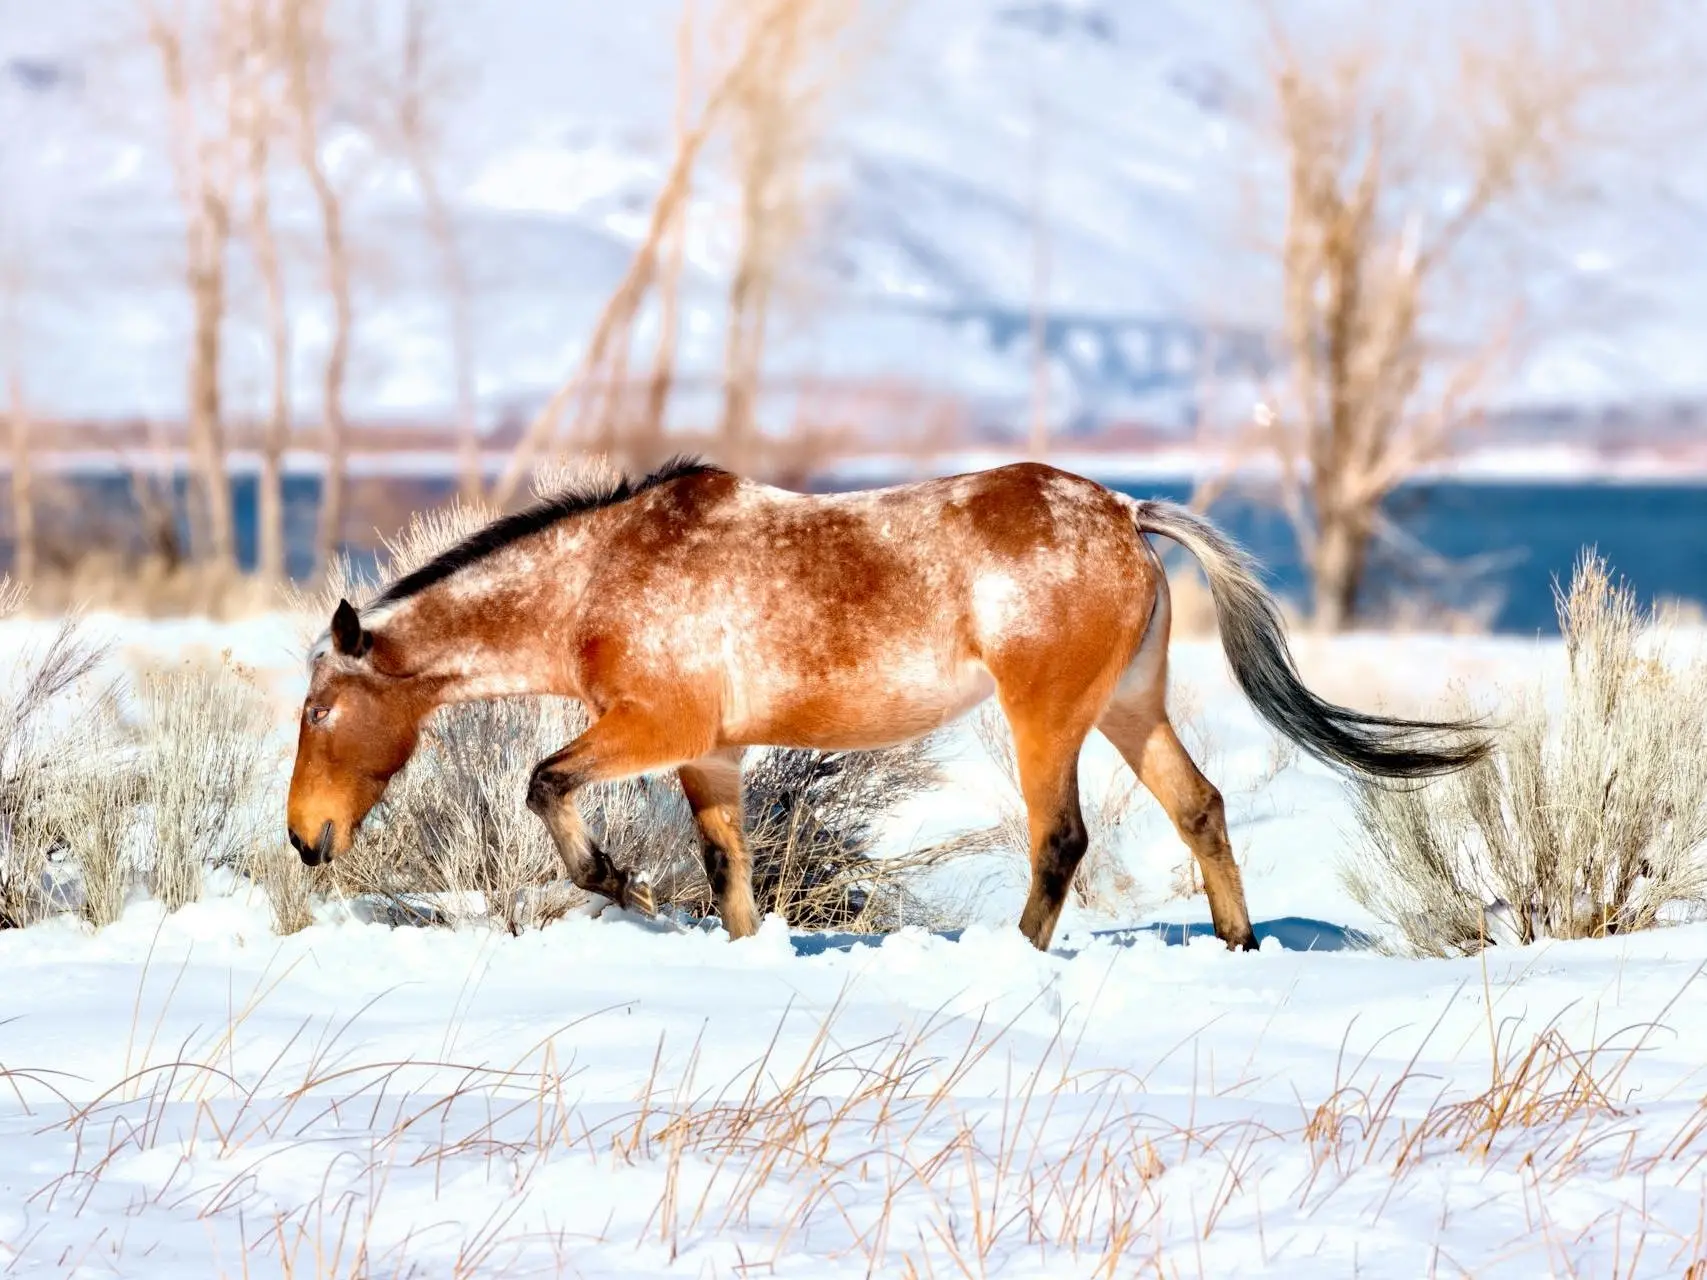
624 879 657 918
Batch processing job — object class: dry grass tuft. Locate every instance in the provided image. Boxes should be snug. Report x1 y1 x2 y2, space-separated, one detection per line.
728 740 988 931
332 696 603 932
1345 552 1707 956
54 717 135 930
0 600 114 928
1395 1026 1625 1169
128 652 278 911
0 604 285 932
251 843 317 936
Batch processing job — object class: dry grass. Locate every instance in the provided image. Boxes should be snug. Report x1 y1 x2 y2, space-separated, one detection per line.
54 719 134 930
128 652 278 911
1345 552 1707 956
23 552 280 621
730 741 992 931
8 944 1707 1275
0 596 114 929
327 695 600 932
251 842 316 936
0 587 288 931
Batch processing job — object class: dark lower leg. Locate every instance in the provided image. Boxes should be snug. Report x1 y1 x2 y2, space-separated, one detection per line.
1116 716 1254 951
679 756 758 938
525 763 655 914
1017 796 1089 950
523 705 714 917
1177 788 1254 950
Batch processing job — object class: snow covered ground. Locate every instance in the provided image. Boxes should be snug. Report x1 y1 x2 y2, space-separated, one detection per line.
4 616 1707 1276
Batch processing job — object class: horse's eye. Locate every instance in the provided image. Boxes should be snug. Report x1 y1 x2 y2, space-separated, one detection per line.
307 705 332 726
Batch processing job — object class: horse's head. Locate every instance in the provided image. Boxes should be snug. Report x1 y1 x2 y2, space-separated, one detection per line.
286 600 427 865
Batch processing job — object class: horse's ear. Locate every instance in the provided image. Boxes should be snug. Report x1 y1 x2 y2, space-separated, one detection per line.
330 599 372 658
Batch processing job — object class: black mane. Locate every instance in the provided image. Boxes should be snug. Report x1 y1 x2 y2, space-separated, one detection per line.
375 456 724 607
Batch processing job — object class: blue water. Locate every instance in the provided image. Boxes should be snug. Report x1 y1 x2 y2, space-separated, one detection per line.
1114 479 1707 635
18 473 1707 634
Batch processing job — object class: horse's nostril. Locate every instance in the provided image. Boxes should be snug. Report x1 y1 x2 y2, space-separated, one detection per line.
289 827 323 866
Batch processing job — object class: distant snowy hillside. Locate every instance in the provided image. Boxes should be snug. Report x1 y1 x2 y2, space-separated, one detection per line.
1 0 1702 432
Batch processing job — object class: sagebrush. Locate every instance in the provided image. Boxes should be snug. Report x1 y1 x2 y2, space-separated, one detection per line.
1345 553 1707 955
0 581 284 930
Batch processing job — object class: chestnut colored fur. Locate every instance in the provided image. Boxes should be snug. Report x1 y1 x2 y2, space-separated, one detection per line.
288 460 1488 950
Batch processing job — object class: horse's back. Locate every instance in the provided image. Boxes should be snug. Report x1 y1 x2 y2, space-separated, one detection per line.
619 465 1162 747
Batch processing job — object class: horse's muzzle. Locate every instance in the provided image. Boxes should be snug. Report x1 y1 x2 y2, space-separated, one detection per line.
289 821 335 866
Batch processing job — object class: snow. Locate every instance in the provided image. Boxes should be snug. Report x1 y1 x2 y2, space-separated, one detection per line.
4 615 1707 1275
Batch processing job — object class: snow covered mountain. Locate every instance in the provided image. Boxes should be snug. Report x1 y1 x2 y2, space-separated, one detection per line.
1 0 1702 436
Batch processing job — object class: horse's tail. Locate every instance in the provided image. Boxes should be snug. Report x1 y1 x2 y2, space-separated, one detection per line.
1129 499 1490 780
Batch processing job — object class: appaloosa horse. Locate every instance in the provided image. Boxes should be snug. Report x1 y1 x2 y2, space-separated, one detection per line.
287 458 1486 950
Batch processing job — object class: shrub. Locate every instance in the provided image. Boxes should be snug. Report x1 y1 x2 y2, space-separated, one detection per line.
1344 553 1707 956
128 653 277 911
0 596 285 931
727 740 990 932
330 696 616 932
330 692 977 935
0 596 115 928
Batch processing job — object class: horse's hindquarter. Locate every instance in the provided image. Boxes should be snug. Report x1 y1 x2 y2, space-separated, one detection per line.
580 466 1158 751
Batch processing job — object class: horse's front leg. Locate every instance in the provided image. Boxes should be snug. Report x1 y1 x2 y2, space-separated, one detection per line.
525 702 715 919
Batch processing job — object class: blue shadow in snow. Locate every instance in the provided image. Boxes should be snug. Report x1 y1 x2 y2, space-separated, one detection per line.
788 916 1375 958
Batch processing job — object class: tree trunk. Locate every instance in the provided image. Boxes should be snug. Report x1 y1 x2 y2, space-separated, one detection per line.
186 195 235 566
249 135 292 585
5 365 34 586
313 214 350 574
637 199 686 470
284 0 351 576
1310 504 1371 632
301 140 350 577
720 257 760 472
416 156 479 503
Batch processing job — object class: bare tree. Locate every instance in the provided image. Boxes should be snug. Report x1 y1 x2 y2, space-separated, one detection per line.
1242 2 1685 630
0 266 34 586
1026 77 1051 461
279 0 353 576
715 0 857 472
487 0 867 500
358 0 481 501
234 0 293 585
145 0 243 566
634 0 700 471
489 2 782 506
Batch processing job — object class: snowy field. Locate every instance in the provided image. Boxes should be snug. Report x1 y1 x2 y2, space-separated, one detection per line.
3 616 1707 1277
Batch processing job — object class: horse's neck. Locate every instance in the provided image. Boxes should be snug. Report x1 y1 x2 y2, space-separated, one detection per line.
380 576 579 706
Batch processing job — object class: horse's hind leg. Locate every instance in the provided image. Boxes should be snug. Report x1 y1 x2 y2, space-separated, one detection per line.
998 693 1102 952
526 702 716 918
677 749 760 939
1100 700 1256 951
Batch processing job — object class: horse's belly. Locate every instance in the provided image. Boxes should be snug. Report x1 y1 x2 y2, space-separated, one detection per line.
723 651 994 750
